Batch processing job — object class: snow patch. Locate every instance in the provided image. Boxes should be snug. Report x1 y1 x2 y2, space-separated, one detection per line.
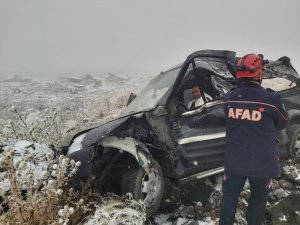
279 214 287 221
0 140 53 191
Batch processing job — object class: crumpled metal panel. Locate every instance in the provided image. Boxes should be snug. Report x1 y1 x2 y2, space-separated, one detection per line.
82 117 128 148
100 136 152 170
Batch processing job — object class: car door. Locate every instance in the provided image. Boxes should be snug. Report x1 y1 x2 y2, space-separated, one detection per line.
164 50 236 178
172 100 226 177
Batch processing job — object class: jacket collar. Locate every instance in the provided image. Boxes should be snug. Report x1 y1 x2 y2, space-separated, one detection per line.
238 80 262 88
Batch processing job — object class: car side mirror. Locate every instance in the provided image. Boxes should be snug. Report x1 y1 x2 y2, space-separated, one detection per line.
126 93 137 106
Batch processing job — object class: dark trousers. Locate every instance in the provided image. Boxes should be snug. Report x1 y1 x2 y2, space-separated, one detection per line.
219 171 271 225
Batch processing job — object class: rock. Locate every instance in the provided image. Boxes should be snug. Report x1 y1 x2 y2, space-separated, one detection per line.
181 180 215 205
202 208 219 221
170 218 198 225
235 208 247 225
271 179 281 189
281 166 300 185
178 206 195 218
272 188 289 201
237 196 248 210
185 220 199 225
271 194 300 225
268 192 277 202
240 189 250 198
205 191 222 211
194 204 205 218
278 180 293 190
293 157 300 164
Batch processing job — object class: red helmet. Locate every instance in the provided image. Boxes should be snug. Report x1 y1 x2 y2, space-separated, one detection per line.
236 54 265 78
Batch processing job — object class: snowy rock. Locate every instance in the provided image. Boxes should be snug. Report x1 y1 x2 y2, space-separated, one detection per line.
177 205 196 218
183 220 198 225
272 188 289 201
268 192 277 202
235 209 247 225
278 180 293 190
154 214 172 225
271 179 281 190
194 204 205 218
205 191 222 211
282 165 300 184
271 194 300 225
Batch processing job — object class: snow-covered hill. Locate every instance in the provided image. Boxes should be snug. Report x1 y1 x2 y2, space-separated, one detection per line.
0 74 151 146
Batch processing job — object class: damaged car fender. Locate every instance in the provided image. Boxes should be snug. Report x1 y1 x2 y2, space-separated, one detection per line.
65 113 152 181
100 136 152 171
67 136 153 184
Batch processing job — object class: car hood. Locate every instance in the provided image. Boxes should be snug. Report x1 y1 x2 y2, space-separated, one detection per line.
60 111 145 147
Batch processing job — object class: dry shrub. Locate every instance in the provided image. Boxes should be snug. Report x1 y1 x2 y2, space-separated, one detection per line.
1 107 64 148
79 94 129 121
0 145 147 225
0 147 94 225
1 94 129 148
83 194 146 225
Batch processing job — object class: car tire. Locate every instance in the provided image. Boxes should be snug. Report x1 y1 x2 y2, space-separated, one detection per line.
121 160 164 217
287 124 300 157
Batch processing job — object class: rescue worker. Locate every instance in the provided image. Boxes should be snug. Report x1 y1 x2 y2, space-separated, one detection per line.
219 54 288 225
188 85 211 109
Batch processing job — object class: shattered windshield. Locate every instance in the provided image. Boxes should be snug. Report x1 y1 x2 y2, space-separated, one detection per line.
264 63 299 79
194 57 234 78
122 67 181 115
262 60 299 88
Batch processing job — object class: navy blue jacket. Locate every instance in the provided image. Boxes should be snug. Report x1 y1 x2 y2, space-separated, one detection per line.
224 81 288 178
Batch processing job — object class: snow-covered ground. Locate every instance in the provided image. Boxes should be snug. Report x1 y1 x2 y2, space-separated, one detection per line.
1 74 300 225
0 74 150 147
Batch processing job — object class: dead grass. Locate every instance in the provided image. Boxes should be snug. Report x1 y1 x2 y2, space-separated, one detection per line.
1 95 129 148
0 148 94 225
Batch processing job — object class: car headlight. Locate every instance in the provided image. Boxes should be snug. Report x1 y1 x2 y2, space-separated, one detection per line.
67 133 86 155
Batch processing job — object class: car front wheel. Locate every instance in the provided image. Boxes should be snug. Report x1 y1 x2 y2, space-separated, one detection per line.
121 160 164 217
287 124 300 157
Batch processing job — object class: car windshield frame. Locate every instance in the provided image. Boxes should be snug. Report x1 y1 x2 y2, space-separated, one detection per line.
193 57 235 79
121 67 181 115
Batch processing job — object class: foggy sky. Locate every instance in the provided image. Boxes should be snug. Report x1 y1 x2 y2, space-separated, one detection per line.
0 0 299 78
